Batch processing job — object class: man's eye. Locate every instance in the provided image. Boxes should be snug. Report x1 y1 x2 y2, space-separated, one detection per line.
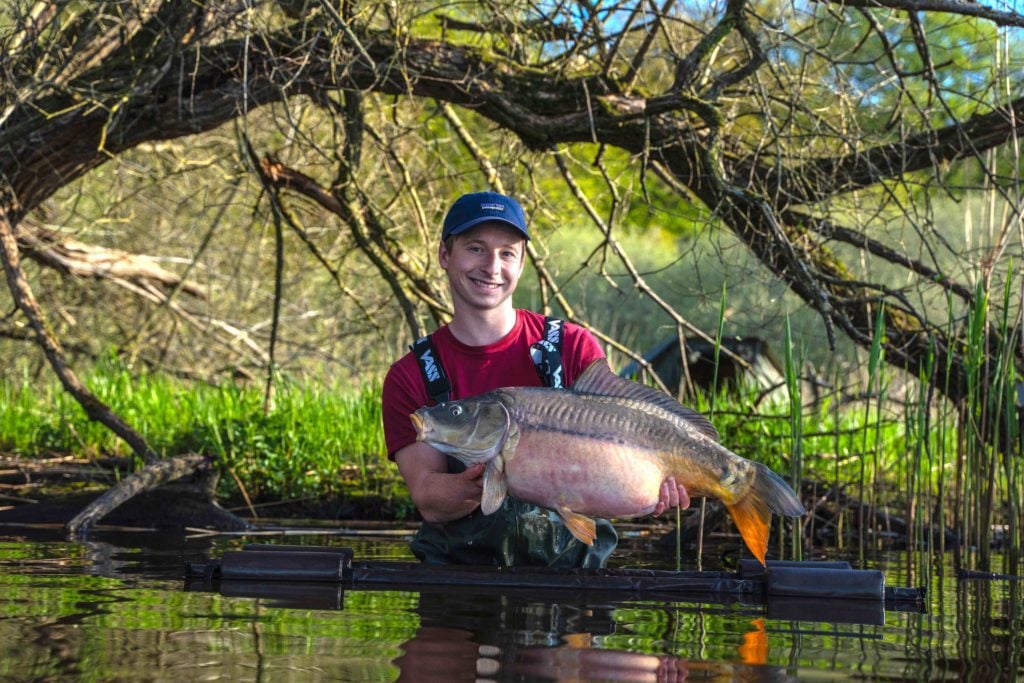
450 405 463 417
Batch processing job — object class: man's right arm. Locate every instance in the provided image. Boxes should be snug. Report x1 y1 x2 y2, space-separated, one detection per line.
394 442 485 523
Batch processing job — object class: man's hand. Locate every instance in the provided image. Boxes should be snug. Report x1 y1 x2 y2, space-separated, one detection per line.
652 476 690 516
395 442 487 523
455 462 486 502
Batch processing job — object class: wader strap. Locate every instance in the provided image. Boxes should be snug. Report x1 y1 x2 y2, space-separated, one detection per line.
410 334 461 473
410 335 450 404
530 317 565 389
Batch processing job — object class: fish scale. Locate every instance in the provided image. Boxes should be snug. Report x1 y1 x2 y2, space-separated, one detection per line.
508 390 713 458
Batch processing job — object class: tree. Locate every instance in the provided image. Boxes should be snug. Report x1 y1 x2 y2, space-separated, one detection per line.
2 1 1023 545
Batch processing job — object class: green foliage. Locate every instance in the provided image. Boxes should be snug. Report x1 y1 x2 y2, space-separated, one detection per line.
538 144 710 239
0 358 403 508
691 380 915 494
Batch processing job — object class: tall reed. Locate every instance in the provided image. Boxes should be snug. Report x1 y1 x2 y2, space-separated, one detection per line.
857 302 888 566
782 314 803 561
961 280 987 570
695 283 729 571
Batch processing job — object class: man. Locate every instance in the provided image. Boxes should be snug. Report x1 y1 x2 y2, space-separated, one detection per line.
381 191 689 566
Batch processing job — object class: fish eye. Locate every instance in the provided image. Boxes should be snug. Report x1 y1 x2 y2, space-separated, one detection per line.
450 405 463 417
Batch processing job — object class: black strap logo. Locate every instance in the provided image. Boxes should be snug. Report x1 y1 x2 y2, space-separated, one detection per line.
410 335 451 404
530 317 565 389
419 347 441 383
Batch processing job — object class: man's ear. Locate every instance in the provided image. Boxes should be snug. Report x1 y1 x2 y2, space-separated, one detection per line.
438 240 450 269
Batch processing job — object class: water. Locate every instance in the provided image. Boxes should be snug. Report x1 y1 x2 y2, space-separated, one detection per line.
0 524 1021 682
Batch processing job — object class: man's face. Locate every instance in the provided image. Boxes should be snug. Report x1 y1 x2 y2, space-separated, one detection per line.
439 222 526 313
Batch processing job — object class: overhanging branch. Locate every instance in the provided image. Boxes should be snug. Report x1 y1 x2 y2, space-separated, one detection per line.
18 222 207 299
814 0 1024 29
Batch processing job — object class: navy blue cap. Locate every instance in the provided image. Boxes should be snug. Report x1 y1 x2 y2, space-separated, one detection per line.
441 191 529 241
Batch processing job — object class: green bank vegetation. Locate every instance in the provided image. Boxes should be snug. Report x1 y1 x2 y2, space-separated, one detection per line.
0 352 894 507
0 360 402 516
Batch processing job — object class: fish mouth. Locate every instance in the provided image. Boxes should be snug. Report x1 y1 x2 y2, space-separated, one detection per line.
409 412 427 440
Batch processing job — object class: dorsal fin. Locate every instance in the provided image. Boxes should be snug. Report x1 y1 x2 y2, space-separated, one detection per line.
571 359 720 441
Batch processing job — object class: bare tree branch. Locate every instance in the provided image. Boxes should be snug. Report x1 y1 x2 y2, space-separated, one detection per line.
17 222 207 300
814 0 1024 29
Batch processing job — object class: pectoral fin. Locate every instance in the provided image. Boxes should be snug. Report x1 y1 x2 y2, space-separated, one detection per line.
480 422 519 516
500 421 520 460
557 505 597 545
480 455 508 515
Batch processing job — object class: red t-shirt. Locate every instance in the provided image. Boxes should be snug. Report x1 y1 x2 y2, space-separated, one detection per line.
381 309 605 458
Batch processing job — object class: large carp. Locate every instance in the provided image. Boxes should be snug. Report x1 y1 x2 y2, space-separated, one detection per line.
411 359 804 565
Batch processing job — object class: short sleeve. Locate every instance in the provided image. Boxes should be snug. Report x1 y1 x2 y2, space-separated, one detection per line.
561 323 605 386
381 357 427 459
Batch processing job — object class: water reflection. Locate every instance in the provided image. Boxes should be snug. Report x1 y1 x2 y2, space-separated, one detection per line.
395 626 702 682
392 589 788 682
0 528 1023 681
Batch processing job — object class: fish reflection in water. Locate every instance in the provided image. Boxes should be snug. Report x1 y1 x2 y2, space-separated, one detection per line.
392 591 789 682
395 629 693 682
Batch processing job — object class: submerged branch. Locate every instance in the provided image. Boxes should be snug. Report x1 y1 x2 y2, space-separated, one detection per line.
65 452 211 538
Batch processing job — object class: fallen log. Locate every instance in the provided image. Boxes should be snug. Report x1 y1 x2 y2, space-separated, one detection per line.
65 452 214 537
0 486 249 532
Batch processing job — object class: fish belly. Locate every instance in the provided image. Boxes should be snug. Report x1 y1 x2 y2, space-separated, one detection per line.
504 429 667 518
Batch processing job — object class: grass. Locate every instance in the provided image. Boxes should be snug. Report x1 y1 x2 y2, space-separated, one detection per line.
0 358 406 514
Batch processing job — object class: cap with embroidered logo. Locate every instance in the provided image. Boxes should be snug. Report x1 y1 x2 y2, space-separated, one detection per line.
441 191 529 242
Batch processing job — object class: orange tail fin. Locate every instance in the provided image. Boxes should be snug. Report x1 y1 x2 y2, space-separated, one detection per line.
726 462 805 565
726 494 771 565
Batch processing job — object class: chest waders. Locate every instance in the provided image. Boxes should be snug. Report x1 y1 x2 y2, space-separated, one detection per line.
408 318 618 567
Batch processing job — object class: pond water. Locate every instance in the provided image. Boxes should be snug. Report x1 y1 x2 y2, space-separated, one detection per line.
0 523 1020 682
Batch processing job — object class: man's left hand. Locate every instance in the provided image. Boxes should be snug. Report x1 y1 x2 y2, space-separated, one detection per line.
653 476 690 516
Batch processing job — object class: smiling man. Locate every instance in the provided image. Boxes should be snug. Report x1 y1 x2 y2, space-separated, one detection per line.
381 191 688 566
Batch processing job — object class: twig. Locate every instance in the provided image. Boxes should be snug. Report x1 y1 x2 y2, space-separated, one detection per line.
623 0 676 90
227 467 259 519
226 495 318 512
185 525 417 539
0 492 38 504
243 134 285 413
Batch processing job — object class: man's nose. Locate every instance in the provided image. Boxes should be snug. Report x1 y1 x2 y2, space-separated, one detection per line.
483 252 502 274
